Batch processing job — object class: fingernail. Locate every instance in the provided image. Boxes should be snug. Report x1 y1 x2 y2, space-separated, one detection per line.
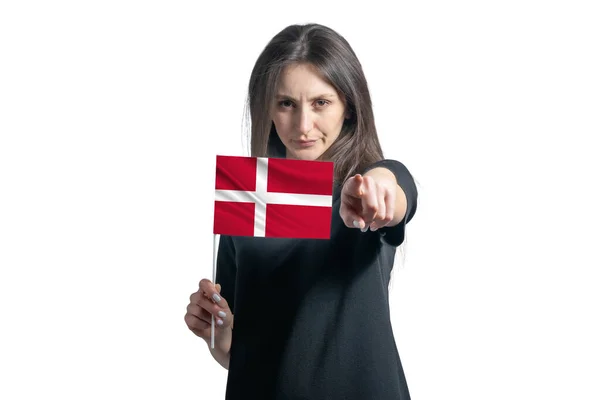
218 311 226 318
353 220 360 228
212 293 222 303
361 226 368 233
217 319 224 326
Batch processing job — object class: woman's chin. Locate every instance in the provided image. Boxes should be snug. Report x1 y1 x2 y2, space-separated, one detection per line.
286 148 324 161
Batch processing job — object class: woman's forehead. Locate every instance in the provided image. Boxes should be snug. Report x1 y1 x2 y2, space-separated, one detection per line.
275 63 338 96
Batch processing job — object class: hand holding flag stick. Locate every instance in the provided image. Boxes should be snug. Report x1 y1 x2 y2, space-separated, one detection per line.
210 233 218 350
209 155 335 348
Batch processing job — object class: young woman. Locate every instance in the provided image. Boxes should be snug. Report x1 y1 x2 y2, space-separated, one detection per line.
185 23 418 400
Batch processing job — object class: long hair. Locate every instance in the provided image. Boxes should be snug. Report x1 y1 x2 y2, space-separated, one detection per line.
243 23 384 184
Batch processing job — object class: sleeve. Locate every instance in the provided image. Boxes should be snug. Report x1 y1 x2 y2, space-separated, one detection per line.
215 235 237 312
362 159 418 247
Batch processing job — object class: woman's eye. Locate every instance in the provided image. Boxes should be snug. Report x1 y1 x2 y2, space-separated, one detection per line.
279 100 293 108
315 100 329 107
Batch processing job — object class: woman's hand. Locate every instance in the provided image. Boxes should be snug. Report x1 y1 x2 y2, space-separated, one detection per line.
185 279 234 344
340 173 397 232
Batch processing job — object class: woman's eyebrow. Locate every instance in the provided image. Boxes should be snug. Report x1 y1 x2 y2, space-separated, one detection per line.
275 93 337 101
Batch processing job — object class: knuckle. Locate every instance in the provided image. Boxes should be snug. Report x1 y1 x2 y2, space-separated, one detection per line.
195 297 208 309
193 293 206 306
188 303 200 315
190 319 202 330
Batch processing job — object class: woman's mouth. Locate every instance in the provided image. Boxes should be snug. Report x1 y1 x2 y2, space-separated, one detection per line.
294 139 317 148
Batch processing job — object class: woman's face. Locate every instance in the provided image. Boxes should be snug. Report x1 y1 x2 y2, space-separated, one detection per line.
270 63 348 160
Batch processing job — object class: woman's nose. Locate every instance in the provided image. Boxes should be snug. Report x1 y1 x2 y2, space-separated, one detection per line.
297 109 314 135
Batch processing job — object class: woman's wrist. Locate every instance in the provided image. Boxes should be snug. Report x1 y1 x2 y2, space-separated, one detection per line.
204 326 233 369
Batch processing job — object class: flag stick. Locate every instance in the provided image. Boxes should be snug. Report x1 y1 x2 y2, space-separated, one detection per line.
211 233 218 349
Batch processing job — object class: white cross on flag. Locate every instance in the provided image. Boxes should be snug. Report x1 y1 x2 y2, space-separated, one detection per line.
213 155 334 239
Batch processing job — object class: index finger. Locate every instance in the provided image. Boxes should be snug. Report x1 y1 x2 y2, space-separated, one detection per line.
360 177 379 225
342 174 365 198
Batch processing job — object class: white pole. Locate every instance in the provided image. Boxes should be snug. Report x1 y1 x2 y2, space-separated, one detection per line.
210 233 218 349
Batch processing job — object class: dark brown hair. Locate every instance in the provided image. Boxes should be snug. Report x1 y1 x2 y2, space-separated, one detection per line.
244 23 384 184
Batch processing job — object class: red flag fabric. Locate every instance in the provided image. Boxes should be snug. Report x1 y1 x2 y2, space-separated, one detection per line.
213 155 334 239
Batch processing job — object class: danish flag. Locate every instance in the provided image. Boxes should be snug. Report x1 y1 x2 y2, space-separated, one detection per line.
213 155 334 239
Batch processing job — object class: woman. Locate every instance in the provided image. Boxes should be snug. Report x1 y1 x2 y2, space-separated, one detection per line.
185 23 418 399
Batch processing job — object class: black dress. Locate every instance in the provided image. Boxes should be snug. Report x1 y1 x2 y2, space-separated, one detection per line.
216 159 418 400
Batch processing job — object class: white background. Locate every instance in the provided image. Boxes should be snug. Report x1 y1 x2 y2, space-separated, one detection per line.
1 1 599 399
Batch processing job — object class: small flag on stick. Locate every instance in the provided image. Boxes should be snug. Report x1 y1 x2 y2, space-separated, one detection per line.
209 155 334 348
